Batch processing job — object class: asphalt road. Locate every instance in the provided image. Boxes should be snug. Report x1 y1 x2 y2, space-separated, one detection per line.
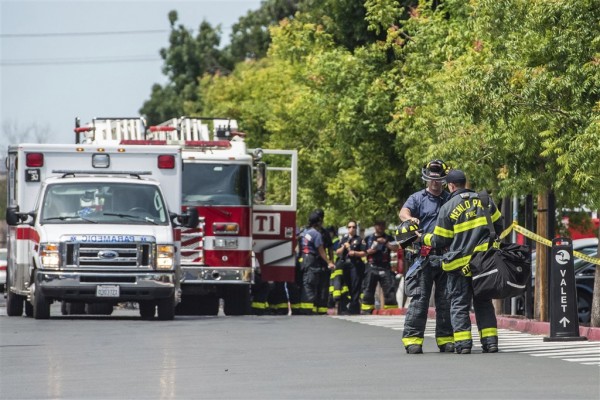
1 300 598 400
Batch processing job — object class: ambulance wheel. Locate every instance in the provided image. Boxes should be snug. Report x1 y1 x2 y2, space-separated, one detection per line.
224 286 251 316
157 297 175 321
6 290 24 317
139 301 156 319
33 285 51 320
25 301 34 317
6 269 24 317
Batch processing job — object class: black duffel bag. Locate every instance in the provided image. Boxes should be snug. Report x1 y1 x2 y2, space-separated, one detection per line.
469 242 531 300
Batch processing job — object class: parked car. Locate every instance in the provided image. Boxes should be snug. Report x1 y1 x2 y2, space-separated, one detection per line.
573 249 597 324
0 248 7 292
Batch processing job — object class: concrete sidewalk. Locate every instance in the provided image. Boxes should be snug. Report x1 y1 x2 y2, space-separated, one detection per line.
373 307 600 341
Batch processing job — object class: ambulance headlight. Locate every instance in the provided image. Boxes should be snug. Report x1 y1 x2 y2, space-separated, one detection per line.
156 245 175 270
40 243 60 269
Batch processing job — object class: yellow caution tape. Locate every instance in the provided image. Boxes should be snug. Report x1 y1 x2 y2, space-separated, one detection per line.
500 221 600 266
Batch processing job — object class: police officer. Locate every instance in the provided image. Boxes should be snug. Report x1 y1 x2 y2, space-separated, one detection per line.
334 220 366 314
400 159 454 354
423 169 503 354
299 212 336 314
361 220 399 314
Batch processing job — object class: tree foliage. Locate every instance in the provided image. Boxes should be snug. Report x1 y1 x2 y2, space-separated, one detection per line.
142 0 600 226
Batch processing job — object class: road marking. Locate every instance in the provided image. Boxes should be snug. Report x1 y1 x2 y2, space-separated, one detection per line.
333 315 600 366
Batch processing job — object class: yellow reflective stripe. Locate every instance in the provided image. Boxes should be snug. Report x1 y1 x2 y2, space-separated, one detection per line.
290 303 301 310
423 233 432 246
454 216 488 234
454 330 472 341
383 304 398 310
473 242 489 253
270 302 289 310
443 254 472 271
331 269 343 278
491 208 501 222
333 290 342 297
436 336 454 346
402 337 424 346
361 303 375 311
433 226 454 238
299 302 313 310
315 307 328 313
251 302 268 309
480 328 498 338
341 286 349 294
329 286 334 294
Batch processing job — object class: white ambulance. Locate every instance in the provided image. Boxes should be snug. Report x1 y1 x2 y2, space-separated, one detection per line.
4 143 197 320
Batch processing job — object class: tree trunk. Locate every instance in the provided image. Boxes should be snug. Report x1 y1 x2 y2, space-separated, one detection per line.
535 192 548 321
591 211 600 327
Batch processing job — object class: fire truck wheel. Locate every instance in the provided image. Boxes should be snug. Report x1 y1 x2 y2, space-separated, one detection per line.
33 285 51 320
65 302 86 315
5 270 24 317
157 297 175 320
85 303 113 315
223 286 251 316
139 301 156 319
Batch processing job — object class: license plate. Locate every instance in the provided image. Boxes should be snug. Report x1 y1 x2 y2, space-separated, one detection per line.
96 285 120 298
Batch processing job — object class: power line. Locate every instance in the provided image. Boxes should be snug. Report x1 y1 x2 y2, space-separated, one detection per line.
0 55 162 67
0 30 168 38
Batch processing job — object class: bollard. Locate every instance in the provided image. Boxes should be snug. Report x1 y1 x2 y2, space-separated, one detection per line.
544 237 587 342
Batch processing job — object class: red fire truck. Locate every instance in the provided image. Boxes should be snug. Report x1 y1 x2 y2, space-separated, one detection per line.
75 117 298 315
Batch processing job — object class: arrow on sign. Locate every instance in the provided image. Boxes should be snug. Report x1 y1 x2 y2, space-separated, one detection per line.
559 317 570 327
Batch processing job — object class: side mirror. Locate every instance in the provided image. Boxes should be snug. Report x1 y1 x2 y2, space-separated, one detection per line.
6 206 20 226
184 207 199 228
254 161 267 203
6 206 33 226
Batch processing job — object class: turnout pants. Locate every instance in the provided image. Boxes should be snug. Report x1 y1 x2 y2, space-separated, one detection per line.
300 254 329 315
361 264 398 314
402 255 453 349
446 271 498 352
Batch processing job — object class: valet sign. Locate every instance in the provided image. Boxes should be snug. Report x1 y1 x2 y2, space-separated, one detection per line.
545 237 587 342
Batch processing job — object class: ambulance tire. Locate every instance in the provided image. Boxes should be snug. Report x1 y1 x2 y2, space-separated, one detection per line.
25 301 34 317
5 269 24 317
6 291 24 316
223 286 251 316
139 301 156 319
157 297 176 321
33 284 51 320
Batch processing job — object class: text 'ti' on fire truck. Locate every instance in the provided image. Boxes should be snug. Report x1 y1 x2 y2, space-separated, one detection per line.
5 140 198 320
75 117 298 315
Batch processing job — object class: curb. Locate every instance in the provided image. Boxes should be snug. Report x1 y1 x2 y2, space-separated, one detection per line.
372 307 600 341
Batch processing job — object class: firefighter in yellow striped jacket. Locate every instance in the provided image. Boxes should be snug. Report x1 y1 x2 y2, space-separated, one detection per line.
422 170 503 354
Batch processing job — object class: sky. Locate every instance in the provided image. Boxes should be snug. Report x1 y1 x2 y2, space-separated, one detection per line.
0 0 263 147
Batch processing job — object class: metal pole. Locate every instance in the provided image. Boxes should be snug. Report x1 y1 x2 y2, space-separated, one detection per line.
511 195 518 315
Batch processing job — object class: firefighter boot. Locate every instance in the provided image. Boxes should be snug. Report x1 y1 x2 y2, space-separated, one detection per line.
439 343 455 353
482 336 499 353
406 345 423 354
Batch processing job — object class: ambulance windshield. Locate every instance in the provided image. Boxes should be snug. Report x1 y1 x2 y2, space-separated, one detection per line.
41 182 168 225
182 163 251 206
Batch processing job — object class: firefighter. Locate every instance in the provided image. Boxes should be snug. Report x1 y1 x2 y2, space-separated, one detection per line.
334 220 366 314
423 169 503 354
360 220 400 314
314 210 334 314
299 212 336 315
399 159 454 354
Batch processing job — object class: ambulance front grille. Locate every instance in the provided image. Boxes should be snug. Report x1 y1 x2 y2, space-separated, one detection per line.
65 243 153 268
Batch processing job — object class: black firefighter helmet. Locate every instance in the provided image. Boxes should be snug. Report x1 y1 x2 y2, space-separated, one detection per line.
395 220 421 248
422 159 450 182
